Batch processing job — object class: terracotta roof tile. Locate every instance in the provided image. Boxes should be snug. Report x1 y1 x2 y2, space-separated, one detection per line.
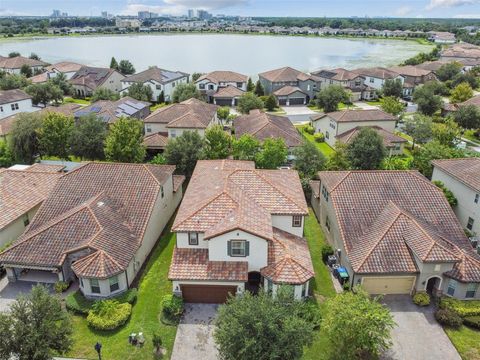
335 126 407 147
311 109 397 122
143 132 168 149
213 85 244 98
122 66 188 84
197 71 247 84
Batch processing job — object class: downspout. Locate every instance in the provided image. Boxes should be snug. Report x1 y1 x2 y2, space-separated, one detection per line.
125 269 129 287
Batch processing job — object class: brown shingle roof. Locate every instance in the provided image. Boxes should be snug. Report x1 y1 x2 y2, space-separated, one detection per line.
432 158 480 192
213 85 244 98
389 65 434 78
197 71 247 84
259 66 312 83
0 89 31 105
313 68 363 81
311 109 397 122
234 110 302 148
122 66 188 84
0 56 48 70
335 126 407 148
352 67 401 80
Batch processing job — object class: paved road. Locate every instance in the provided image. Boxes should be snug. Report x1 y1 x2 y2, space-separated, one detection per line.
171 303 219 360
381 295 461 360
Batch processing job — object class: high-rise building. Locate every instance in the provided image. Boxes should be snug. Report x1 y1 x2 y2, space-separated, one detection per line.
51 9 61 18
101 11 108 18
138 11 158 19
187 9 195 18
197 10 212 20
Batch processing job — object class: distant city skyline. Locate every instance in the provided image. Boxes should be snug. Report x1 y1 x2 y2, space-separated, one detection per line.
1 0 480 19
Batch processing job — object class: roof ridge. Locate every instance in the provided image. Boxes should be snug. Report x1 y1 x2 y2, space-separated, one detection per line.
329 171 352 193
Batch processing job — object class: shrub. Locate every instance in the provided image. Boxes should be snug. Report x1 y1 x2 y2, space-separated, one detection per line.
343 282 351 291
435 308 463 328
464 316 480 329
87 300 132 331
440 297 480 317
313 132 325 143
296 299 322 330
303 125 314 135
65 290 94 315
54 281 69 293
413 293 430 306
161 294 184 324
321 244 334 263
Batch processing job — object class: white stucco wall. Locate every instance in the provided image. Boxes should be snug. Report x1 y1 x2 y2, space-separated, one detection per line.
362 75 404 91
122 76 188 102
176 232 208 249
172 280 245 295
79 272 128 298
168 128 206 139
271 215 304 237
262 277 310 299
0 206 39 248
0 98 38 120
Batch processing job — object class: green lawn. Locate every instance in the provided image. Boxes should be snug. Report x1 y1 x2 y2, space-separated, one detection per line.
445 326 480 360
307 103 357 112
64 97 91 106
366 100 382 106
66 226 178 360
296 125 336 158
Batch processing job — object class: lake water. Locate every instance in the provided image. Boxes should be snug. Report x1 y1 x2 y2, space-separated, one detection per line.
0 34 431 76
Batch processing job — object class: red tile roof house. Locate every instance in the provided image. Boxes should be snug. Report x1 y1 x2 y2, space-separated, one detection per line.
69 66 125 98
29 61 84 84
310 109 398 149
195 71 248 106
310 170 480 299
168 160 314 303
0 162 185 298
0 55 48 75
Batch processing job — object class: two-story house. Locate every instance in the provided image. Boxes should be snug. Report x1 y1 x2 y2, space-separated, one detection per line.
389 65 437 97
0 89 38 120
352 67 405 95
168 160 313 303
195 71 247 106
120 66 189 103
70 66 125 98
0 55 48 75
310 170 480 299
432 158 480 236
310 109 398 148
30 61 84 84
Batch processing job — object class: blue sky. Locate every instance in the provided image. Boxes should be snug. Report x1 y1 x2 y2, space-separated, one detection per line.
1 0 480 18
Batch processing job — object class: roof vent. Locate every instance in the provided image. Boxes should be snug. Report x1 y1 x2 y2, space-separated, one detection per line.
97 201 105 207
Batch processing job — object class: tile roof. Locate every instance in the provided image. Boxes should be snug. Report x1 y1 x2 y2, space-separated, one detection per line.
273 86 306 96
335 126 407 148
0 89 31 105
197 71 248 84
259 66 313 83
311 109 397 122
389 65 434 78
213 85 244 98
122 66 188 84
315 171 478 278
234 110 302 148
0 162 176 279
0 56 48 70
74 96 150 123
313 68 363 81
415 60 451 72
432 158 480 192
143 132 168 149
70 66 124 91
352 67 401 80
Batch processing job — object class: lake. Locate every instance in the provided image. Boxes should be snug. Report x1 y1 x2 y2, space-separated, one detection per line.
0 34 431 76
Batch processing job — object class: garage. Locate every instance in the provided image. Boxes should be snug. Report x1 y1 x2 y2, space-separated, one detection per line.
362 276 416 295
180 284 237 303
214 98 233 106
288 97 306 105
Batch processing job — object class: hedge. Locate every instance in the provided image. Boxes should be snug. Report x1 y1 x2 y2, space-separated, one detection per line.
413 293 430 306
87 300 132 331
435 308 463 329
161 294 184 325
440 297 480 317
65 288 138 315
464 316 480 329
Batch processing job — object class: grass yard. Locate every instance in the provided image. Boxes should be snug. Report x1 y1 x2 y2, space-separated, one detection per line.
64 97 91 106
366 100 382 106
445 326 480 360
66 226 177 360
307 103 358 112
296 125 336 158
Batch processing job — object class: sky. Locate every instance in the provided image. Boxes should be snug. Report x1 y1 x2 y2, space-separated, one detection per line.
1 0 480 19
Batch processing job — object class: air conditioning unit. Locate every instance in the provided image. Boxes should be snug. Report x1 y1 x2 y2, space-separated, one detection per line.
470 237 478 249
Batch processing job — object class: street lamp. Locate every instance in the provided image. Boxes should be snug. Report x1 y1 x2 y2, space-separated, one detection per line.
94 342 102 360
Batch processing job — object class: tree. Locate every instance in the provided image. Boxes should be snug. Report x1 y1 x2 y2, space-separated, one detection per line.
0 285 72 360
20 64 32 78
453 105 480 129
214 288 317 360
0 74 30 90
232 134 261 161
264 94 277 111
436 62 463 82
256 138 288 169
91 87 120 102
316 85 349 113
9 112 43 163
432 118 460 147
247 77 255 92
413 86 443 116
217 106 230 124
25 82 63 107
382 78 403 98
346 127 386 170
204 125 231 159
164 131 206 178
29 52 41 60
413 140 461 178
450 82 473 104
70 113 107 160
254 80 264 96
172 83 202 103
8 51 20 58
37 112 74 159
158 90 165 103
326 141 351 170
433 180 458 207
0 141 13 167
118 59 136 75
110 56 119 70
104 117 146 163
451 71 479 89
381 96 404 117
191 72 203 82
381 156 412 170
322 287 395 360
237 92 264 114
293 141 326 178
126 82 153 102
49 73 72 95
423 80 450 96
150 153 167 164
403 114 433 149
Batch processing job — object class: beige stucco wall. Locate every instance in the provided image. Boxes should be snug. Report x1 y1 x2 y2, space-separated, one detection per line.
271 215 304 237
0 206 39 249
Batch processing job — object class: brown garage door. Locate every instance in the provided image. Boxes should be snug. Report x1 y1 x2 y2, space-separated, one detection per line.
180 285 237 303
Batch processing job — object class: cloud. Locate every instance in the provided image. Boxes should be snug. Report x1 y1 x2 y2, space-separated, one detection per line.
164 0 249 10
0 7 28 16
122 0 248 16
426 0 478 10
453 13 480 17
395 6 412 16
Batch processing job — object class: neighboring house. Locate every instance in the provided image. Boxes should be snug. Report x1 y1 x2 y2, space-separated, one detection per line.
440 43 480 62
335 125 407 156
70 66 125 97
0 89 37 120
0 162 185 298
233 109 302 149
389 65 437 96
310 109 398 148
258 66 320 104
428 31 456 44
143 98 218 149
443 94 480 114
74 96 150 124
310 170 480 299
415 60 452 74
195 71 247 105
29 61 84 83
311 68 376 101
352 67 405 95
168 159 313 303
0 56 48 74
120 66 189 103
0 164 62 248
143 132 169 153
432 158 480 236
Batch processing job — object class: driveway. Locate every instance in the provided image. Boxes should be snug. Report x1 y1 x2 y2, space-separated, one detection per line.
0 276 51 312
281 106 317 124
381 295 460 360
171 303 219 360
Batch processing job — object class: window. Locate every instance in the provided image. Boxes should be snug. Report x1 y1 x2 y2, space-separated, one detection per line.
90 279 101 294
161 186 164 199
80 278 84 287
188 232 198 245
325 131 329 139
467 217 475 231
369 77 374 83
307 84 311 91
301 282 307 297
109 276 119 292
23 215 29 227
172 82 176 88
475 194 479 204
466 283 478 298
434 264 441 272
325 216 331 232
236 82 243 88
321 185 329 202
11 103 19 111
146 124 152 133
199 83 205 90
156 84 162 90
329 80 333 84
354 80 361 87
329 121 336 129
292 215 302 227
0 106 3 112
229 240 247 257
208 84 214 90
266 278 273 293
170 130 176 138
447 279 457 296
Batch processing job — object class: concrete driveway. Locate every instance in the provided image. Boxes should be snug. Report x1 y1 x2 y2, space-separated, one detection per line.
281 106 317 124
0 276 52 312
381 295 460 360
171 303 219 360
